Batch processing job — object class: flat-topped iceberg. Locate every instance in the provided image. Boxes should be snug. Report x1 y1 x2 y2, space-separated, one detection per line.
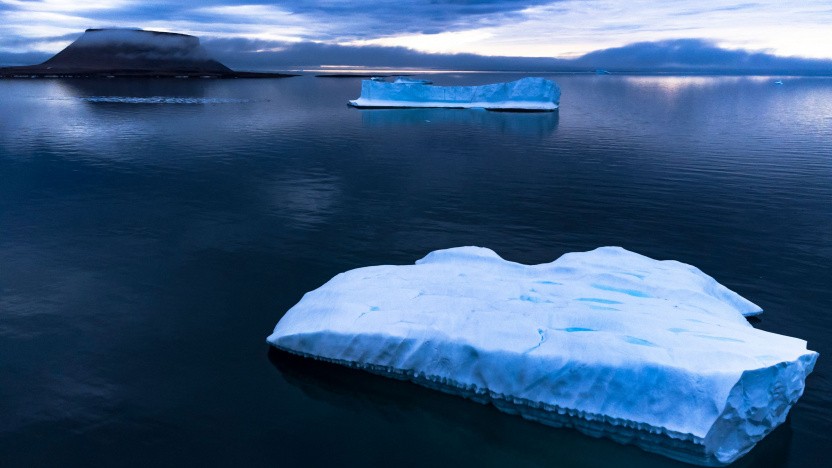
348 77 560 111
267 246 817 466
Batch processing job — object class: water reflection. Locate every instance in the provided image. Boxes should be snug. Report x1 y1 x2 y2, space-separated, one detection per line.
358 108 559 137
1 73 826 467
268 170 342 230
268 348 792 468
53 78 213 99
620 75 772 92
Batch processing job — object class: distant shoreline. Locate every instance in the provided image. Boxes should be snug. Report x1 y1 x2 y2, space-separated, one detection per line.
0 68 297 79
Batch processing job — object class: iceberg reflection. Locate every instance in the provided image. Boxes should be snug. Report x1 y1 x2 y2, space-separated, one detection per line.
358 107 558 137
268 347 792 468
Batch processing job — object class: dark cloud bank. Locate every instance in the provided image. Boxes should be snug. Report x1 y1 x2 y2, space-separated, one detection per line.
200 38 832 74
3 38 831 74
202 0 556 39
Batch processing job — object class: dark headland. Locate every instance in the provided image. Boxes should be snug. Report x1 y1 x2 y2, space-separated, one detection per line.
0 28 295 78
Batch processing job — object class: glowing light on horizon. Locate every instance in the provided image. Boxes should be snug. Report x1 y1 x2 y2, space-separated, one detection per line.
341 0 832 60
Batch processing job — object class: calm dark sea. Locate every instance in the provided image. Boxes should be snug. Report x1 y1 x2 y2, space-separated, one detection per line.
1 73 830 467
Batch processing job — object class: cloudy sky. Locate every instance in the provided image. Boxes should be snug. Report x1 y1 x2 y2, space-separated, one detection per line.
1 1 831 71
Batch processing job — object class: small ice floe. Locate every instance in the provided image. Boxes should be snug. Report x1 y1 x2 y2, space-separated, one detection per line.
393 77 433 84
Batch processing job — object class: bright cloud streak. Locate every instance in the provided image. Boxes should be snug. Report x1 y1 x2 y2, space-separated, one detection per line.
353 0 832 59
188 4 322 41
344 30 496 54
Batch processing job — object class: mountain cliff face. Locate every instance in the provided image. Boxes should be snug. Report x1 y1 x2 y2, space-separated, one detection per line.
42 29 231 73
0 29 291 78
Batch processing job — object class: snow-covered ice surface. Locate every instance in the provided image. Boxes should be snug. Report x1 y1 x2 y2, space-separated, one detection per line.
267 246 818 466
348 77 560 111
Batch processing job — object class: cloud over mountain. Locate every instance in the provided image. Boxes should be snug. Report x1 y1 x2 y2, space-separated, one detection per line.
571 39 832 73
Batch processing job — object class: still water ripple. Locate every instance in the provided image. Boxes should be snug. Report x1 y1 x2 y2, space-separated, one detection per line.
1 74 830 467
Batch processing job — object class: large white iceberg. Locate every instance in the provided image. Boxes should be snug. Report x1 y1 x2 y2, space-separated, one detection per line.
267 246 817 466
348 77 560 111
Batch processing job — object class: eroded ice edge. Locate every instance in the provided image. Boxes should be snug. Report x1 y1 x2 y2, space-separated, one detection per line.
267 247 817 466
348 77 560 111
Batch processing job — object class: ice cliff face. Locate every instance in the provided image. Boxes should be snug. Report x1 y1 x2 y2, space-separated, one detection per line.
349 77 560 111
267 246 817 466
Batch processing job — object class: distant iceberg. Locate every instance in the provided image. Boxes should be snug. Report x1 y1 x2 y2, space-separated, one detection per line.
348 77 560 111
393 77 433 84
267 246 817 466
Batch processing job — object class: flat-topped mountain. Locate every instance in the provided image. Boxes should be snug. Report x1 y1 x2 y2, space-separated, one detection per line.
0 29 293 78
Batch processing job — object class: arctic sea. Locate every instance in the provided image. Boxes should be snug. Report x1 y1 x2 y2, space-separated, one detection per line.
0 73 830 467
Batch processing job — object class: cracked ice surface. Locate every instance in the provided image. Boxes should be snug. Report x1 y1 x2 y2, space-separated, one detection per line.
267 246 817 466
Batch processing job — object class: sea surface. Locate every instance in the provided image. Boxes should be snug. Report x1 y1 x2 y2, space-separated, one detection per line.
1 73 830 467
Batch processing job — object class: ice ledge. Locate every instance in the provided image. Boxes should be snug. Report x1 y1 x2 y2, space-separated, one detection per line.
270 332 816 466
348 98 558 111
